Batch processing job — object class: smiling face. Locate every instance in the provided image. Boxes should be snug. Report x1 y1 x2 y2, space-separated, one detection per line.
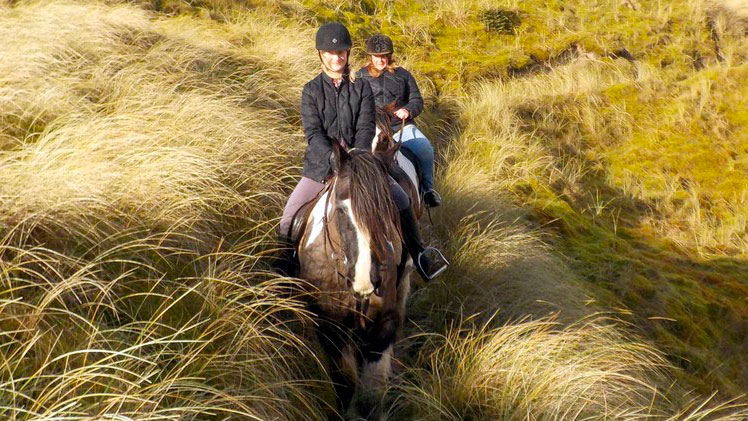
320 49 349 74
370 54 389 72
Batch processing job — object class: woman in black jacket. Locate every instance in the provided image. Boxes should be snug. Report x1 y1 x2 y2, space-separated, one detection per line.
276 23 447 281
356 33 442 208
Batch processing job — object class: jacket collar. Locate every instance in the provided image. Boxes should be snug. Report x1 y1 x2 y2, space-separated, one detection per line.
321 71 347 89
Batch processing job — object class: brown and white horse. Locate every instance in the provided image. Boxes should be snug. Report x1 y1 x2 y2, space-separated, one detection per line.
372 104 423 220
297 144 410 420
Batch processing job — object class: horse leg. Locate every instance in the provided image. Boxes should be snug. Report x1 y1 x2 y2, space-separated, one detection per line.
396 249 412 337
356 345 393 420
317 321 358 419
335 344 359 419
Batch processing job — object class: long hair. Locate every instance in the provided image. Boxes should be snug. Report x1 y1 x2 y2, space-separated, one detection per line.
345 150 400 262
366 54 397 78
345 62 356 82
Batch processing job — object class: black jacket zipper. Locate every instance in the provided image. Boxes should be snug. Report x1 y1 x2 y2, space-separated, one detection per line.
335 80 342 147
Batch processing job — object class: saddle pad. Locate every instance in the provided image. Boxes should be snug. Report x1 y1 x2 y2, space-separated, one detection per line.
397 146 423 193
289 184 331 246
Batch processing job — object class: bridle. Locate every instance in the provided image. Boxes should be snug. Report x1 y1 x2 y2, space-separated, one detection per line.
320 159 375 330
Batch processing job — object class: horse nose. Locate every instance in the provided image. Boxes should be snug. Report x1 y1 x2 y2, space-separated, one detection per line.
353 283 374 296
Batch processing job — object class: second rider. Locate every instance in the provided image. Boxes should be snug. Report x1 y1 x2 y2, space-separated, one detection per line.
357 33 443 208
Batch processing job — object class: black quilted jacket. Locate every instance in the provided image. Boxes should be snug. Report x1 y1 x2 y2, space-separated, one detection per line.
300 71 375 183
356 66 424 132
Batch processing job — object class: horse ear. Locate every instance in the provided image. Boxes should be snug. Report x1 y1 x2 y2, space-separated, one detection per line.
332 141 350 172
384 142 399 163
374 138 397 165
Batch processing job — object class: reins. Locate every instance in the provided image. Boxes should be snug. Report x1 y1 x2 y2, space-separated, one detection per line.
321 147 378 329
397 116 406 145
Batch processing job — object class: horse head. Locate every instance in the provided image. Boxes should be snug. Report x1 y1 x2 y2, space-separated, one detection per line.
302 142 402 298
372 102 400 165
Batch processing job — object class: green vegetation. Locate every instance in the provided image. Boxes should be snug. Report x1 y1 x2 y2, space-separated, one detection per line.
1 0 748 418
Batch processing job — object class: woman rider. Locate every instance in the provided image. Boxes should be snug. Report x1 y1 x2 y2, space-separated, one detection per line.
276 22 448 281
356 33 442 208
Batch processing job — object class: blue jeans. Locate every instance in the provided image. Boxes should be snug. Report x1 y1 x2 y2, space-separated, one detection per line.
397 125 435 191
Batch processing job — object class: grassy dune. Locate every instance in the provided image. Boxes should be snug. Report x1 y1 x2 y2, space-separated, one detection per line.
0 2 328 418
1 0 747 418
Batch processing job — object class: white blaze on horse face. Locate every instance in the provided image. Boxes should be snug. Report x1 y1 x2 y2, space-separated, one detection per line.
304 191 330 249
342 199 374 296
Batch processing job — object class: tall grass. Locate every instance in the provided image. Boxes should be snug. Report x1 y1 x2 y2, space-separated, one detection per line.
0 238 327 419
393 315 748 420
0 1 329 418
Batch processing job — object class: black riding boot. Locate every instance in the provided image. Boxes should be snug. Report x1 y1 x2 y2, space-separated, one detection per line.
273 234 299 277
423 189 442 208
399 206 449 281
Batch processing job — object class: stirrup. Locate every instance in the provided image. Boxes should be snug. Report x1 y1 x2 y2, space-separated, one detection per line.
416 247 449 281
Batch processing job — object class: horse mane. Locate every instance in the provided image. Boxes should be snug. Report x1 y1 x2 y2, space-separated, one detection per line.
345 149 401 262
373 102 403 169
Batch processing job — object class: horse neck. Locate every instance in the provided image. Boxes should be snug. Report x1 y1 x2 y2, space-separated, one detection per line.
315 176 380 296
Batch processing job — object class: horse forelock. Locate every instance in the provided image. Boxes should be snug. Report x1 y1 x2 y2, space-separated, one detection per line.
345 151 401 263
374 106 395 152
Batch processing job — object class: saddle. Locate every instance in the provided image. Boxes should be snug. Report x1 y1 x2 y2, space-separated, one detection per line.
288 184 331 247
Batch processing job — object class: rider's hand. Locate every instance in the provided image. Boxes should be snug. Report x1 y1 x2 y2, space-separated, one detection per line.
394 108 410 120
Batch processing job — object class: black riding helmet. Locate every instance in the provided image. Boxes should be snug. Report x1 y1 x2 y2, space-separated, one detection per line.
315 22 352 51
366 34 393 55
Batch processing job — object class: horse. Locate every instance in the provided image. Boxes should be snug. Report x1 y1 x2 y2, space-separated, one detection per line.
371 103 450 280
372 103 423 220
296 143 411 420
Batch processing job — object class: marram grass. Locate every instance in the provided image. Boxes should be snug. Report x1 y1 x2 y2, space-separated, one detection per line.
0 237 328 419
0 1 327 418
392 315 748 420
435 53 748 394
